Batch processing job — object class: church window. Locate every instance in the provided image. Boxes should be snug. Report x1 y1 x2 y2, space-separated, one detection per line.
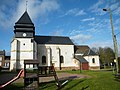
23 43 25 45
31 39 34 43
60 56 64 63
42 56 46 65
92 58 95 63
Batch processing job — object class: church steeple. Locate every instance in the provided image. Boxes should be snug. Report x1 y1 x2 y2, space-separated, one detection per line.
16 11 33 24
14 11 35 38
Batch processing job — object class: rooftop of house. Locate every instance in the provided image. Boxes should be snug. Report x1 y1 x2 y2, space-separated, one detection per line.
0 50 5 56
75 55 88 63
75 45 89 54
34 35 74 45
75 45 98 56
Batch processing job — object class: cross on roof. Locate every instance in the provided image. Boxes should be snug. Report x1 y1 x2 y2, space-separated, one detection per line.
26 0 28 11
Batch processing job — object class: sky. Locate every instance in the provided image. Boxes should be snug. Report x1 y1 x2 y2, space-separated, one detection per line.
0 0 120 55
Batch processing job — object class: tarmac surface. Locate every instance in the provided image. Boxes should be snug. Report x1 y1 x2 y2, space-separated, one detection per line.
0 71 89 85
14 72 89 83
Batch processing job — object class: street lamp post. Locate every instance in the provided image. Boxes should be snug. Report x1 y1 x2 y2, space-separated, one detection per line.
103 8 120 74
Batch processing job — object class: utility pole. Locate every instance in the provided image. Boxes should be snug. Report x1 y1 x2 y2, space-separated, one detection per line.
103 8 120 74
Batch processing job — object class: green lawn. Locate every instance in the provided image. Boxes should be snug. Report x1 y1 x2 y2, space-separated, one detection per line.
2 70 120 90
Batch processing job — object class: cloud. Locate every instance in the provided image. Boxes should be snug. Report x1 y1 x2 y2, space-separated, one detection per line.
110 2 119 10
70 34 92 44
87 18 111 33
81 17 95 22
0 0 17 29
104 1 120 15
50 29 64 36
60 8 86 17
89 40 113 48
113 7 120 15
69 29 82 36
0 0 60 29
64 8 78 16
89 0 104 15
89 0 103 10
89 0 120 16
75 10 86 16
27 0 60 19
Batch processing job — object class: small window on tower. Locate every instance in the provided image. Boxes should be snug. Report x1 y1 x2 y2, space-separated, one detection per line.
31 39 34 43
23 43 25 46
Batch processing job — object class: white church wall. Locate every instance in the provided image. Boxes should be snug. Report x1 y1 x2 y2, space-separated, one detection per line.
11 39 18 60
37 45 47 65
17 38 36 59
10 38 36 70
37 44 75 68
10 39 18 70
58 44 74 67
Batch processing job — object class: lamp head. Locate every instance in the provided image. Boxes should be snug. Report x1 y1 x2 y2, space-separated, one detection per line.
103 9 107 11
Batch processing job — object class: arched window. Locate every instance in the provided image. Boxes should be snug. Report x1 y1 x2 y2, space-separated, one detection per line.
92 58 95 63
60 56 64 63
42 56 46 65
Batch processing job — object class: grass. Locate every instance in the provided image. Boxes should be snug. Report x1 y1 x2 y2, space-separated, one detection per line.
1 69 120 90
58 70 120 90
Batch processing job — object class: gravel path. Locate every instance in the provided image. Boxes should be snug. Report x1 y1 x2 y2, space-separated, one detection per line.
14 72 89 83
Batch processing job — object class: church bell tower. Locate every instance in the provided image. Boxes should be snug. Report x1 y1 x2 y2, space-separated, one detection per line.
14 11 35 38
10 11 37 71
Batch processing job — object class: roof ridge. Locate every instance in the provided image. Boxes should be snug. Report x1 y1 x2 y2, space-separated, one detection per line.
35 35 69 38
88 49 90 55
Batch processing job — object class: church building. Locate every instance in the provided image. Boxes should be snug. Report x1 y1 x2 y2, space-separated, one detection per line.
10 11 100 71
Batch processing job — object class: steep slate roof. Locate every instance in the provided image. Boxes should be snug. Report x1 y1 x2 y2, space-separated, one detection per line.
84 49 97 56
14 11 35 33
75 45 89 54
15 11 33 24
75 55 88 63
34 36 74 45
75 45 97 56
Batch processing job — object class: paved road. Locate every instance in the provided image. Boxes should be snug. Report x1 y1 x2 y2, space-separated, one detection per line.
0 72 89 85
0 73 17 85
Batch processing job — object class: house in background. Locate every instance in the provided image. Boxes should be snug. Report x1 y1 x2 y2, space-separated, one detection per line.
0 50 10 70
4 56 10 69
74 45 100 70
0 50 5 67
10 11 100 71
74 55 89 70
